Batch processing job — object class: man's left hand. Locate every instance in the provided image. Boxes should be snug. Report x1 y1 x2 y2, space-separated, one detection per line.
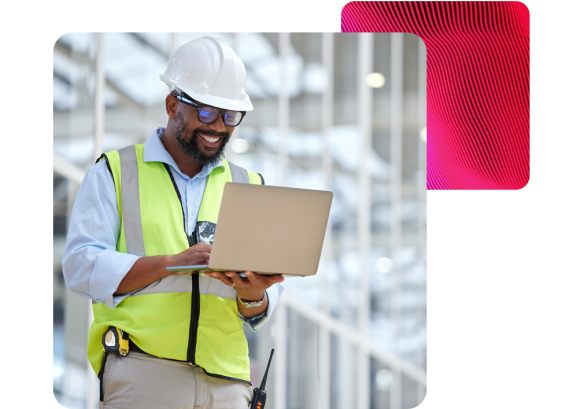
203 271 284 301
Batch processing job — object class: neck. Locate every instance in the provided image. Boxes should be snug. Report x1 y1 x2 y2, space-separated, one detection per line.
160 126 203 178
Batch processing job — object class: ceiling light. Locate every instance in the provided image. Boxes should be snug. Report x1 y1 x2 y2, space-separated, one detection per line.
375 369 392 390
375 257 394 274
366 72 385 88
232 138 249 153
420 127 427 143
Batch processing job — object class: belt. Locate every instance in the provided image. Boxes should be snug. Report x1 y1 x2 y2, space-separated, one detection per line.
128 340 188 364
129 339 148 354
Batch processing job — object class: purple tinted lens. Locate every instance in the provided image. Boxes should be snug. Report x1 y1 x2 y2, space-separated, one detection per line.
199 106 219 123
223 111 242 126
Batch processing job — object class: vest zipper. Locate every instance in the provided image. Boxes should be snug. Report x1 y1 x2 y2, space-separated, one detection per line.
187 273 200 364
163 164 200 365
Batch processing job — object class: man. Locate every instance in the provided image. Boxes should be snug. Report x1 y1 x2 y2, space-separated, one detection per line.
62 36 284 409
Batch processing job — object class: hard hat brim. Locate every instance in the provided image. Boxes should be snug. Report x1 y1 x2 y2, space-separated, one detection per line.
160 74 254 112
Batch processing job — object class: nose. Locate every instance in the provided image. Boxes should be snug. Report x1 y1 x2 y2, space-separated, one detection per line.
207 115 227 133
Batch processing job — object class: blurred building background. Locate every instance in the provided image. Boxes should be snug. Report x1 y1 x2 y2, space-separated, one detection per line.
53 32 426 409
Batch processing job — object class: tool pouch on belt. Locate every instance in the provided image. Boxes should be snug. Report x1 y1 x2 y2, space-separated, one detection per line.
98 326 130 401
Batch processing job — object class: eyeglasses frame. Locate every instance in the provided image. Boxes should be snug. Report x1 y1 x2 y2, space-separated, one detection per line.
173 92 246 127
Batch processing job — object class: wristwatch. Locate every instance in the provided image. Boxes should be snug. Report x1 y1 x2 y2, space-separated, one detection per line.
238 292 266 308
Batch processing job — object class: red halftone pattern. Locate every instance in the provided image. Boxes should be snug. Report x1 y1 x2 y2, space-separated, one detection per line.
342 2 530 190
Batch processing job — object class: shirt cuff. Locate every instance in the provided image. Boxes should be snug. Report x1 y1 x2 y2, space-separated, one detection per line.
238 284 284 331
237 291 270 332
88 249 140 309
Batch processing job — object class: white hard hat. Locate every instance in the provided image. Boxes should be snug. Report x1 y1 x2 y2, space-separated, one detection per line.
160 36 253 111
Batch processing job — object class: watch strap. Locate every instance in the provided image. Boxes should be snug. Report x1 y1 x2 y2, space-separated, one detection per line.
238 292 266 308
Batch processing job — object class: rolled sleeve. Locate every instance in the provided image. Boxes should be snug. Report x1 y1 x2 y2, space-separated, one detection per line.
90 249 139 308
239 282 285 331
62 160 138 309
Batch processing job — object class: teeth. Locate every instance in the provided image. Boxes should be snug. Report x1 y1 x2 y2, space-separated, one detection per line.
201 134 220 143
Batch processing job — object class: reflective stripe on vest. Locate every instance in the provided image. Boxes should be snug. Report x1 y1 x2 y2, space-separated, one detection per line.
87 144 261 383
118 146 249 259
119 145 146 257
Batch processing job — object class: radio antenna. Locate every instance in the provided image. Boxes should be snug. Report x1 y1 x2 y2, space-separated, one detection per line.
260 349 274 390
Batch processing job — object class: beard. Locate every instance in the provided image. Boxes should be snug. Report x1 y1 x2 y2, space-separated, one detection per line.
174 112 230 167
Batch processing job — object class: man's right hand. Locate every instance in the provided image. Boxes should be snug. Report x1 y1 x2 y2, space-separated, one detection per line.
114 243 211 295
169 243 211 273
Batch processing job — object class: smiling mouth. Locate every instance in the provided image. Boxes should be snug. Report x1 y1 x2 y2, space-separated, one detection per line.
198 132 222 148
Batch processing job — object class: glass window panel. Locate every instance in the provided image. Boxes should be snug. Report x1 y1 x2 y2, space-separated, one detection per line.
286 310 320 409
371 360 391 409
329 33 360 330
54 32 427 408
54 33 99 406
330 334 358 409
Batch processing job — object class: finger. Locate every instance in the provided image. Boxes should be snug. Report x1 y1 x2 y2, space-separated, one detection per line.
225 272 247 287
193 252 210 265
203 271 214 279
205 271 224 280
193 243 211 253
217 274 235 286
195 243 212 252
268 274 285 284
205 271 234 286
243 271 260 285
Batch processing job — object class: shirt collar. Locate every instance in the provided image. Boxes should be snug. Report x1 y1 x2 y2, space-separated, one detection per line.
143 127 225 180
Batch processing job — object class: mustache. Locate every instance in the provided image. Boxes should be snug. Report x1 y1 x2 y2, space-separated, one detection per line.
193 129 230 139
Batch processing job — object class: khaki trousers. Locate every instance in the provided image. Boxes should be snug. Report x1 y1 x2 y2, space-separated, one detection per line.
99 352 253 409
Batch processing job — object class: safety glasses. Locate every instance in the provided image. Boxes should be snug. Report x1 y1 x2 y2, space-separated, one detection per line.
175 92 246 127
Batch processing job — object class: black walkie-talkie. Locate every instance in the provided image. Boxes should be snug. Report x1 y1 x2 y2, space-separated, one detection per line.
250 349 274 409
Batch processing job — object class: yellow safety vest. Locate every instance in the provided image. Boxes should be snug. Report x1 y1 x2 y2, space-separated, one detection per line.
87 143 263 383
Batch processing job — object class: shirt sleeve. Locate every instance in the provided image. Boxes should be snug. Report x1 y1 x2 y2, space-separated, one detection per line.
62 159 139 309
238 282 285 331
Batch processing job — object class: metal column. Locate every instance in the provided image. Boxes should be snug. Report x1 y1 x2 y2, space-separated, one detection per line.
226 33 240 164
275 32 291 409
389 33 404 409
93 33 104 163
87 32 105 409
59 36 93 409
416 37 428 405
319 32 334 409
278 33 290 187
357 33 373 409
275 295 288 409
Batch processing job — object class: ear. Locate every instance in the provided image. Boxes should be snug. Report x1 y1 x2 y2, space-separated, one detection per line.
166 94 178 119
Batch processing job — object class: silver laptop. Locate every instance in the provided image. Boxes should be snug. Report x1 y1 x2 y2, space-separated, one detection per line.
166 182 333 276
